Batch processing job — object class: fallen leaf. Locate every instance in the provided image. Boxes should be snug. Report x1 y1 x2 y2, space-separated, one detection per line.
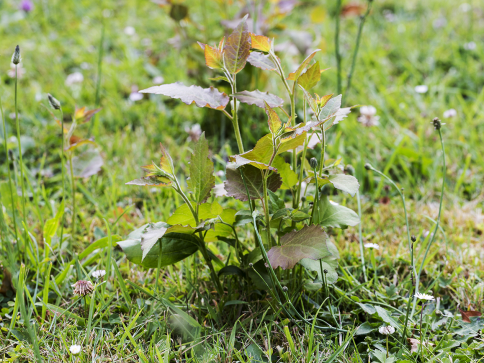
460 309 482 323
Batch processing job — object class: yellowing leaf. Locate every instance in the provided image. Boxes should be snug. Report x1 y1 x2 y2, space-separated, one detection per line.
264 101 282 134
287 49 321 81
202 43 223 69
298 61 321 90
272 156 298 189
159 143 175 175
223 15 251 74
250 33 271 52
140 82 230 110
310 6 327 23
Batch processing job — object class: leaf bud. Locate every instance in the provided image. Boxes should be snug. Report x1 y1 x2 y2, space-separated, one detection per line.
323 269 328 274
47 93 61 110
282 286 288 292
411 235 417 242
301 196 306 203
11 45 21 65
432 117 443 130
309 157 318 169
364 163 372 170
248 263 253 268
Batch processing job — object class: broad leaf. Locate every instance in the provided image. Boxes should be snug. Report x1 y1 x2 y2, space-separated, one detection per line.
374 306 403 333
324 107 352 131
272 156 298 189
70 149 103 178
223 15 251 74
298 61 321 90
167 202 223 227
328 174 359 197
140 82 229 110
140 222 169 260
229 155 277 171
317 195 360 229
197 42 223 69
299 86 318 115
158 143 175 175
188 133 215 203
287 49 321 80
247 52 276 71
224 164 282 201
264 102 282 134
126 176 172 187
319 94 342 119
250 33 271 52
299 256 339 284
267 225 330 269
118 230 199 268
232 90 284 108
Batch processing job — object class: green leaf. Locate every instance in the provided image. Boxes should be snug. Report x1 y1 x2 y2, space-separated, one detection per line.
167 202 223 226
209 76 230 82
188 132 215 204
317 195 360 229
264 101 282 134
328 174 360 197
224 164 282 201
232 90 284 108
247 260 273 290
319 94 341 120
287 49 321 80
140 82 229 110
272 156 298 189
374 306 403 333
247 52 277 71
218 265 246 278
268 190 285 213
267 225 330 269
223 15 251 74
126 176 172 187
355 322 377 335
299 255 339 284
298 61 321 90
118 230 199 268
356 302 377 315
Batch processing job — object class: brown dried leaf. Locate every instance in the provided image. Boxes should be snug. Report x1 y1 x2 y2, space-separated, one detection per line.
223 15 251 74
460 309 482 323
140 82 229 110
407 338 433 354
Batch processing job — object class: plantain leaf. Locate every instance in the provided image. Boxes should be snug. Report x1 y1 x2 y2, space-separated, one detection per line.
264 101 282 134
267 225 331 269
197 42 224 69
247 52 277 71
298 61 321 90
272 156 298 189
317 195 360 229
188 132 215 204
250 33 271 52
224 164 282 201
140 82 229 110
287 49 321 80
328 174 359 197
232 90 284 108
118 227 199 268
223 15 251 74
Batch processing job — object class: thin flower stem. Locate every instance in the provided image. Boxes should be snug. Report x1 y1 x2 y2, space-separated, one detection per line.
295 99 308 207
69 153 76 238
319 127 326 176
413 129 445 315
229 74 244 154
401 284 414 344
0 101 18 241
334 0 343 95
59 107 66 252
357 190 368 282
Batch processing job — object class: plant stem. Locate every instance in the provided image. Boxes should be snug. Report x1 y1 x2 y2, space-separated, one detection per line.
89 17 105 137
334 0 342 95
262 172 272 248
357 190 368 282
401 283 414 344
14 64 27 247
227 73 244 154
413 129 445 315
295 99 308 207
59 107 66 251
0 101 18 241
69 153 76 238
319 127 326 176
344 0 373 104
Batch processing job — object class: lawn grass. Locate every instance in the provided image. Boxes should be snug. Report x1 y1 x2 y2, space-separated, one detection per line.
0 0 483 361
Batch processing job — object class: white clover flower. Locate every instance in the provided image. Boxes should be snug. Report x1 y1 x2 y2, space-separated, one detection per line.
443 109 457 118
379 325 395 335
65 72 84 86
69 345 81 355
414 292 435 301
124 26 136 36
364 243 380 250
414 85 428 94
357 105 380 127
92 270 106 279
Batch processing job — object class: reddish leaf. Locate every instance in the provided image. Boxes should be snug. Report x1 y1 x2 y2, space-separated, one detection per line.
232 90 284 108
247 52 277 71
74 107 102 123
224 164 282 201
223 15 251 74
250 33 271 52
460 309 482 323
267 225 330 269
140 82 230 110
287 49 321 80
198 42 223 69
341 3 365 17
65 138 97 152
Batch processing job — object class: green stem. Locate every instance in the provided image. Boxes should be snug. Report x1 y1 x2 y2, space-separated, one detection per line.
262 172 272 248
228 73 244 154
14 64 27 245
344 0 372 104
0 100 18 241
69 153 76 239
319 127 326 176
334 0 342 95
59 107 66 251
401 283 414 345
295 99 309 207
413 129 445 315
357 190 368 282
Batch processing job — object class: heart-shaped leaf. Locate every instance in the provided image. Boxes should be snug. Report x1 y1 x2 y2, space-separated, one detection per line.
267 225 331 269
298 61 321 90
223 15 251 75
232 90 284 108
247 52 277 71
188 132 215 204
140 82 229 110
250 33 271 52
317 195 360 229
224 164 282 201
